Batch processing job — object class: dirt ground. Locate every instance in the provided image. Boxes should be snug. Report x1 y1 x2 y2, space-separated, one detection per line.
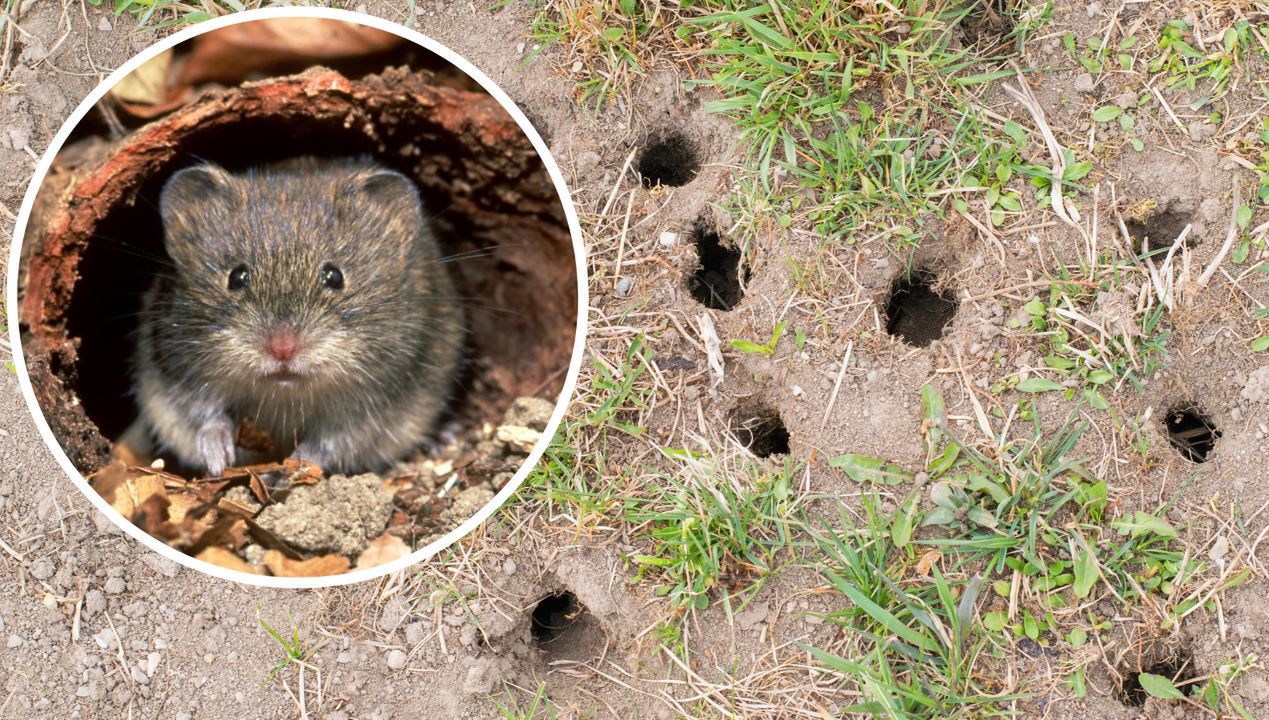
0 1 1266 719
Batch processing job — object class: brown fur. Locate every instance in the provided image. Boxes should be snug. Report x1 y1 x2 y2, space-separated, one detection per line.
130 157 465 476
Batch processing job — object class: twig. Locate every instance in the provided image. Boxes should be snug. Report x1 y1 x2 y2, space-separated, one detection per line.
818 342 851 431
1197 176 1241 287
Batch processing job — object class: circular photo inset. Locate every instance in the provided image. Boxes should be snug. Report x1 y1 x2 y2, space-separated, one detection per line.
7 9 585 586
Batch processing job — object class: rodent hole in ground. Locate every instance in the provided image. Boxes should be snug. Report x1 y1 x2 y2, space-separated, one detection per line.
53 102 575 465
1164 405 1219 463
637 132 700 188
959 0 1018 48
885 270 957 347
1126 204 1197 253
1117 646 1197 707
688 220 748 311
529 591 604 663
729 405 789 457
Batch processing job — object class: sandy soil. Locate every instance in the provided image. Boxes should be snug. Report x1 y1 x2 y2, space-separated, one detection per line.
0 1 1265 719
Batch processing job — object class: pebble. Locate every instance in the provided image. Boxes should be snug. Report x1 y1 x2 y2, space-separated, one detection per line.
1086 1 1103 16
104 577 126 594
85 589 106 616
571 60 584 73
6 634 21 648
658 230 677 247
29 558 54 580
503 559 517 575
614 276 633 297
93 628 116 651
386 649 407 670
1072 74 1095 94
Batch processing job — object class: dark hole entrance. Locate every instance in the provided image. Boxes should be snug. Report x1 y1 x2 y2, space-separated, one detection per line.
1118 647 1197 707
531 592 580 645
730 406 790 457
529 591 604 663
959 0 1019 49
1164 405 1219 462
688 221 747 310
1126 206 1197 253
637 132 700 188
885 271 956 347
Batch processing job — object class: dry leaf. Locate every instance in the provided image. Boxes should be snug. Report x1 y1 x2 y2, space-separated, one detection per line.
264 550 350 577
916 550 942 576
179 19 403 87
354 534 410 570
196 547 258 574
110 50 173 105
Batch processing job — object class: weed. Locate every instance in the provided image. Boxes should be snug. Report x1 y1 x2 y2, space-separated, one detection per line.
89 0 300 27
628 446 800 610
730 321 785 356
493 682 559 720
804 496 1018 718
256 606 323 688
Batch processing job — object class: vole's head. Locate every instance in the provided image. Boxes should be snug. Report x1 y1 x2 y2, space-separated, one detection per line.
158 158 439 394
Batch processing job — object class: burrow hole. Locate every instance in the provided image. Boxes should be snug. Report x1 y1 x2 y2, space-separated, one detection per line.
1164 405 1220 463
688 220 748 311
960 0 1018 48
530 591 605 663
1118 646 1197 707
637 131 700 188
884 270 957 347
1126 202 1198 253
730 405 790 458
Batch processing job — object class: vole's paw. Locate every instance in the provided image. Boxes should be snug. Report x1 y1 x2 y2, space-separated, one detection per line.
196 418 236 477
291 441 332 471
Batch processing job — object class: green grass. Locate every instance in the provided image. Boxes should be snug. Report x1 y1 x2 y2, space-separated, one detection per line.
627 447 801 611
804 496 1018 719
810 386 1254 716
256 606 323 687
1012 256 1170 401
92 0 304 27
493 683 561 720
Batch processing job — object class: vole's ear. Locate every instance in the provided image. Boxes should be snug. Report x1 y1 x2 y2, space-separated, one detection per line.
160 163 237 217
160 164 238 262
339 167 423 228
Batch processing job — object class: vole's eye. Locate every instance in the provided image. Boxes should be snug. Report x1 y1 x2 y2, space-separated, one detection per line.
227 264 249 291
321 263 344 290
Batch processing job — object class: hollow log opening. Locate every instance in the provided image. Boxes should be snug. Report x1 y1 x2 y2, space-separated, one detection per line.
18 67 577 472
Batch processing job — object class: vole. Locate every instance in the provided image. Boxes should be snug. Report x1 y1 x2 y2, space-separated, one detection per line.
127 156 465 477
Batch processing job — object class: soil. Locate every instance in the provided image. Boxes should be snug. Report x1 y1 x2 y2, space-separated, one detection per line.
0 1 1265 719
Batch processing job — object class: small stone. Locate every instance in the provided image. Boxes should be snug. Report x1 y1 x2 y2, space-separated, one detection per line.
8 127 29 150
29 558 54 580
1086 1 1103 17
1072 74 1095 94
515 42 525 55
791 385 803 397
103 577 126 594
6 634 21 648
386 649 407 670
93 628 116 650
614 276 633 296
496 424 541 454
503 397 554 430
658 230 677 247
337 651 352 664
571 60 584 73
503 558 517 576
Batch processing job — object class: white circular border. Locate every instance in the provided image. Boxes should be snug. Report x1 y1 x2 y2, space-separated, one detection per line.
4 7 587 588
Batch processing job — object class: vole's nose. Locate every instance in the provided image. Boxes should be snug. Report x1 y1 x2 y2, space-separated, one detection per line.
264 329 301 362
